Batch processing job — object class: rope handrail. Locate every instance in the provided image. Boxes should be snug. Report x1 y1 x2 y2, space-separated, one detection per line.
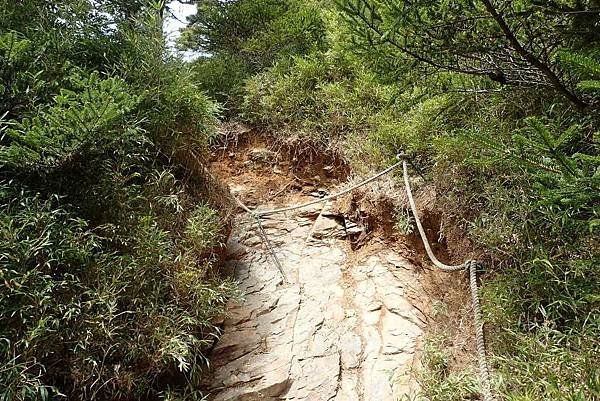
401 160 466 271
255 159 404 216
401 160 494 401
232 195 288 283
231 154 494 401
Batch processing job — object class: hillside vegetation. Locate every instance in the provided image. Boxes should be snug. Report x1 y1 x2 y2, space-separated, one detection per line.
1 2 236 400
181 0 600 400
1 1 599 400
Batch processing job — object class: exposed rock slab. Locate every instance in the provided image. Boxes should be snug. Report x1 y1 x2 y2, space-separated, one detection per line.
205 200 425 401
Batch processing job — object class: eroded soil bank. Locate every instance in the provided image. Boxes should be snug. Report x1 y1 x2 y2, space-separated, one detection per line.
203 136 476 400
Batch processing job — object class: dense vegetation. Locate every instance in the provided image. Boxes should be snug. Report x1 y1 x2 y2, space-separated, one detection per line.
2 0 598 400
181 0 600 400
0 1 236 400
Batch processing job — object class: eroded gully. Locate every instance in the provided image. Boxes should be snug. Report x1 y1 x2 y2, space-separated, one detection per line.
203 147 432 400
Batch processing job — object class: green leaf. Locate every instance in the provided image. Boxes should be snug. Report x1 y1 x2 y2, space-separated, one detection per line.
577 80 600 91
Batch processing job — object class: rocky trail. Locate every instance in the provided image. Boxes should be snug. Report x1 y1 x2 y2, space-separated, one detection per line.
204 142 475 401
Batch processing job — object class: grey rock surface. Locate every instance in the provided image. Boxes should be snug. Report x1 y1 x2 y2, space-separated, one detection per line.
206 200 425 401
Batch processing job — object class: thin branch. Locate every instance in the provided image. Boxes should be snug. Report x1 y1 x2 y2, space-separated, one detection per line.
480 0 587 109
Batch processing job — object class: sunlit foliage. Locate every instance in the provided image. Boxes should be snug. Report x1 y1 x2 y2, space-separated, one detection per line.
1 1 234 400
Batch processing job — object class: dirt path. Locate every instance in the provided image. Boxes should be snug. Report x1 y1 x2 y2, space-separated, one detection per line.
203 140 472 400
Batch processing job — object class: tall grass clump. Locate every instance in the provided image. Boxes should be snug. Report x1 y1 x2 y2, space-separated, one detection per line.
418 335 480 401
242 51 413 160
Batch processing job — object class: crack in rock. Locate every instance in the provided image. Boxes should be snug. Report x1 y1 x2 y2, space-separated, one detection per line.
205 201 425 401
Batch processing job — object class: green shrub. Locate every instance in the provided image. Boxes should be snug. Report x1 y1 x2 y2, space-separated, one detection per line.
185 205 224 256
1 2 235 399
183 0 328 112
0 182 236 400
428 98 599 399
418 336 480 401
242 50 399 154
1 72 141 170
193 54 251 111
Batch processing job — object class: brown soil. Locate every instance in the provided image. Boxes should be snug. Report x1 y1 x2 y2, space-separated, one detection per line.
210 129 348 207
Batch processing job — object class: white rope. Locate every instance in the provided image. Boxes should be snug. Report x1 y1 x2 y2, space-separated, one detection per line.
401 161 466 272
468 260 494 401
401 160 494 401
255 159 404 216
